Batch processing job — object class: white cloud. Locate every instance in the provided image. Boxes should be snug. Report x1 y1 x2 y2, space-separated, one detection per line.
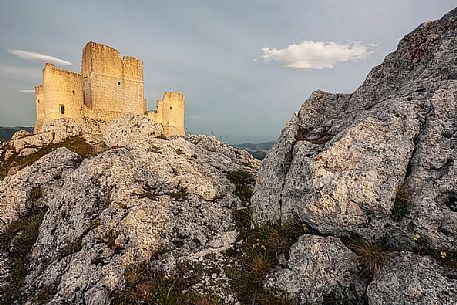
19 89 35 93
8 49 72 66
262 41 374 70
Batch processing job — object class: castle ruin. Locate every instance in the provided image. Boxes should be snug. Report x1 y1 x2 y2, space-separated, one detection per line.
35 41 185 136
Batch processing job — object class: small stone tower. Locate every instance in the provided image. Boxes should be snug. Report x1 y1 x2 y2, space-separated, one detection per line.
34 41 185 136
148 92 185 136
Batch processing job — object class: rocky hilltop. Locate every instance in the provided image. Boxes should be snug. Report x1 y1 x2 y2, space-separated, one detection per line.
0 115 261 304
253 7 457 305
0 7 456 305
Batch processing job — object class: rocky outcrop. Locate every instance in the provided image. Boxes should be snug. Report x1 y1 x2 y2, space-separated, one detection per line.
0 116 259 304
253 7 457 305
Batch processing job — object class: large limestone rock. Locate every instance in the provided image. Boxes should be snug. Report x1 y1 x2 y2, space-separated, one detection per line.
367 252 457 305
266 235 367 305
252 7 457 305
252 8 457 252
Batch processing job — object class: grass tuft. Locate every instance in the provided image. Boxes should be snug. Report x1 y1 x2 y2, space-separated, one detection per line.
343 237 390 275
30 186 43 200
227 218 303 304
170 188 188 201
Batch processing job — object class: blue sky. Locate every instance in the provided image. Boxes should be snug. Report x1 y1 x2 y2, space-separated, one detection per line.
0 0 455 143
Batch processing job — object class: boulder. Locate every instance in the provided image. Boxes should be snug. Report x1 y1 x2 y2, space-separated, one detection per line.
367 251 457 305
266 235 367 305
252 7 457 252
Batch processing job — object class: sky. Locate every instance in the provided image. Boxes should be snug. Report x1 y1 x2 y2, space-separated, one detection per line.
0 0 455 143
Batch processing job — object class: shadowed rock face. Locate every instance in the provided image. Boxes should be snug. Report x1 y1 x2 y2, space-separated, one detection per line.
252 7 457 305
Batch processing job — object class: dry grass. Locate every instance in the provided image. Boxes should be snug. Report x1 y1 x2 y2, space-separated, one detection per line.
349 238 390 275
111 261 221 305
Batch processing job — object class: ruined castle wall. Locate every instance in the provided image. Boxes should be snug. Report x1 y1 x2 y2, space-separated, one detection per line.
122 56 146 114
41 64 84 131
34 42 185 137
34 85 45 132
81 42 145 116
148 92 185 136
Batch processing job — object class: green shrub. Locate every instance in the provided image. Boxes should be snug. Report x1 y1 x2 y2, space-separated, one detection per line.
411 233 457 269
105 230 119 250
441 131 453 139
170 188 188 201
226 219 303 305
282 151 293 172
59 237 83 260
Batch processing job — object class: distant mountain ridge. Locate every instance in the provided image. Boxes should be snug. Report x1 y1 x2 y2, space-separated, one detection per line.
0 126 34 141
233 141 275 160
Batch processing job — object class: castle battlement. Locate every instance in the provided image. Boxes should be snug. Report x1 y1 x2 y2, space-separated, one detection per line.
34 42 185 136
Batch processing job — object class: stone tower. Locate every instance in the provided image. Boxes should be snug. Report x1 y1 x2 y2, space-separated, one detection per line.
81 42 146 114
148 92 185 136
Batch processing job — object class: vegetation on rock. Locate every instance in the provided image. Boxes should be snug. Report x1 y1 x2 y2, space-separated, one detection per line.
0 135 105 179
0 205 47 304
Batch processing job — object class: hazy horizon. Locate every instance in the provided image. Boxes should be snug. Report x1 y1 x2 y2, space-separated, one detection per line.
0 0 455 143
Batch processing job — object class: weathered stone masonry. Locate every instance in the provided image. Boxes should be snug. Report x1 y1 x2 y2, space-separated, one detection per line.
34 41 185 136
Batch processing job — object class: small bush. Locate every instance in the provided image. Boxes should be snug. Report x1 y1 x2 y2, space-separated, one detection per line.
227 220 304 305
170 188 188 201
441 131 453 139
59 237 83 260
105 230 119 250
411 234 457 269
282 151 293 172
295 126 306 141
